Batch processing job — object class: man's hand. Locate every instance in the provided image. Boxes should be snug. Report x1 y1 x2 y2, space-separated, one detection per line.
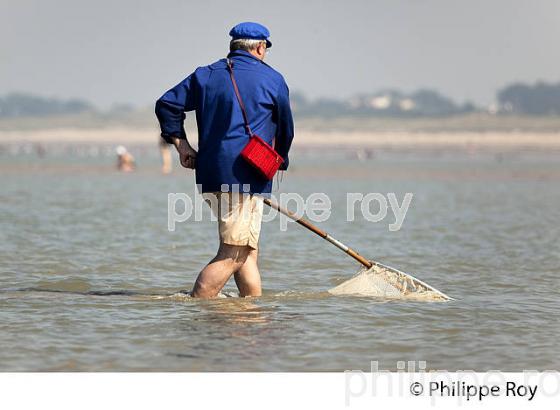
172 138 197 169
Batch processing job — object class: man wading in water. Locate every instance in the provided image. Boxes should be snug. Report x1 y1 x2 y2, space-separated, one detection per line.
155 22 294 298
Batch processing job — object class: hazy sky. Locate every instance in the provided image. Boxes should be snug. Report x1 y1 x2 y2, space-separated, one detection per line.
1 0 559 108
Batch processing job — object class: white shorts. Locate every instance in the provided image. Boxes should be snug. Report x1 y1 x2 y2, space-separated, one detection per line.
204 192 264 250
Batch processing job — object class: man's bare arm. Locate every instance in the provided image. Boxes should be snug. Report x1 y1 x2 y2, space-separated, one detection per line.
171 137 197 169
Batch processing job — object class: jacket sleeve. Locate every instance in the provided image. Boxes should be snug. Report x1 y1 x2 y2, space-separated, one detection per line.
155 73 197 143
274 80 295 170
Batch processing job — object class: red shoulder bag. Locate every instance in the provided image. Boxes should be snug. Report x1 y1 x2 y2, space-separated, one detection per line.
227 59 284 180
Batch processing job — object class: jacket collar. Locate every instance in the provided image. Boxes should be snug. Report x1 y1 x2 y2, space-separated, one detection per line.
226 49 264 64
226 49 274 70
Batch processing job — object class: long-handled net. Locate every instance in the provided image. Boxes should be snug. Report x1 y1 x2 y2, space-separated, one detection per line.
264 198 451 302
328 261 450 301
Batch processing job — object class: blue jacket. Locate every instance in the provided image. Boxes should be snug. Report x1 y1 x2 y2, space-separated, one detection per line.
155 50 294 194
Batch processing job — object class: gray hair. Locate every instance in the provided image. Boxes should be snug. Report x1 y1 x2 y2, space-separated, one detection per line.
229 38 266 52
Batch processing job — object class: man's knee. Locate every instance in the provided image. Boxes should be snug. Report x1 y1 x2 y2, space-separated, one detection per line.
192 279 220 298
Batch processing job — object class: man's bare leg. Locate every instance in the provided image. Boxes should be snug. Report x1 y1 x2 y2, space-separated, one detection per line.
234 248 261 297
191 242 250 298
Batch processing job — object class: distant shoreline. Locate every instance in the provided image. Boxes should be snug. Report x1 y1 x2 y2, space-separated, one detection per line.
1 127 560 151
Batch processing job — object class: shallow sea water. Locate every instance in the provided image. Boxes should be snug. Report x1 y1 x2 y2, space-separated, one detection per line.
1 149 559 371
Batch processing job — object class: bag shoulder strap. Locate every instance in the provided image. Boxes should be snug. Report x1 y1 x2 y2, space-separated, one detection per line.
227 59 253 136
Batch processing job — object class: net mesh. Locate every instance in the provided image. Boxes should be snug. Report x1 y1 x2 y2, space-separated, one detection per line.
328 263 450 302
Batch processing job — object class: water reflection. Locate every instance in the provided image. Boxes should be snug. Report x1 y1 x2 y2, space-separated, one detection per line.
197 298 273 325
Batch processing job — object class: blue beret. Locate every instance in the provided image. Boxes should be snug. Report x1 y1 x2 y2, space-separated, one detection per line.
229 22 272 48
